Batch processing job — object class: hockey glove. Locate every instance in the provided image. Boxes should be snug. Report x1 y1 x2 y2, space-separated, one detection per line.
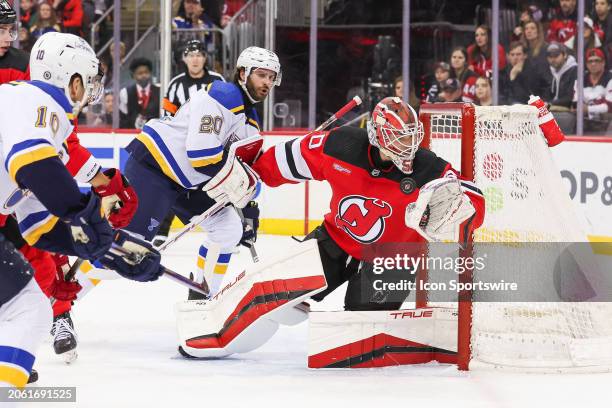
49 276 82 302
99 230 163 282
93 169 139 229
69 193 113 261
240 201 260 248
405 177 475 242
204 158 261 208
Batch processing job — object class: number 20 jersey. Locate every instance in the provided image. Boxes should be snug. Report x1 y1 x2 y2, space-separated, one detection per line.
130 88 259 189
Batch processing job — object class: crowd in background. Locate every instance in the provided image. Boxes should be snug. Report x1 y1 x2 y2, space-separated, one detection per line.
419 0 612 134
7 0 612 134
9 0 244 128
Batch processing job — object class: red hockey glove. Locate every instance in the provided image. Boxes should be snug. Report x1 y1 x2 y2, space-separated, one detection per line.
93 169 139 229
50 275 82 301
51 253 70 275
50 252 81 301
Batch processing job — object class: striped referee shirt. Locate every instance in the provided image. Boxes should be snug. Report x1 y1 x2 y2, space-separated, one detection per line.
162 69 225 116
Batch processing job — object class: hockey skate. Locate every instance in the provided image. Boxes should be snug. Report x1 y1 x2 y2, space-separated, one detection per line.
51 312 78 364
27 369 38 384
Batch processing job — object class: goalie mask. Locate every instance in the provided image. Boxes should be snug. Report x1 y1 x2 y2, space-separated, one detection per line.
367 97 424 174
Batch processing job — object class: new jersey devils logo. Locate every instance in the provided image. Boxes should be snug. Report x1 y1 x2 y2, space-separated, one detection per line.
335 195 392 243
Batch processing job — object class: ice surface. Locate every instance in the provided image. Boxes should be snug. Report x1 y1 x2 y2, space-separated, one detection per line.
26 233 612 408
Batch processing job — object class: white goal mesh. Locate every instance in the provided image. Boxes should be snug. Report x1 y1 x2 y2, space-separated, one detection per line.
421 103 612 372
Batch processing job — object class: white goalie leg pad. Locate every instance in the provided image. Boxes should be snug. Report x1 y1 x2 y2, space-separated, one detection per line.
405 177 475 242
308 307 458 368
175 239 327 358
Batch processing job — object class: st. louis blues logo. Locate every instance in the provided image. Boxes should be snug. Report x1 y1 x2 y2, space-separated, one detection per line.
148 218 160 232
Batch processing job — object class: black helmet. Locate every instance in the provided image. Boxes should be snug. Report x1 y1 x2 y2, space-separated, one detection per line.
183 39 205 56
0 0 16 25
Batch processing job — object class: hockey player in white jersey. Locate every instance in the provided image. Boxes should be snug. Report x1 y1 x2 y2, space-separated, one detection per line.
123 47 281 297
0 32 164 388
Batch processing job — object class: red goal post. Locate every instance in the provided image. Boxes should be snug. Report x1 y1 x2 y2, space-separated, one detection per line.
416 102 612 372
419 102 477 370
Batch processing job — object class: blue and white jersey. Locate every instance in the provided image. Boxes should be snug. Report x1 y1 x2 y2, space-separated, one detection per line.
135 88 258 188
0 81 75 244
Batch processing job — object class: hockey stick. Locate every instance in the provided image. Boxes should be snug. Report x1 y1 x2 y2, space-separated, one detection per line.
155 199 228 253
50 258 84 306
109 243 210 296
236 206 259 263
231 97 363 262
312 95 362 133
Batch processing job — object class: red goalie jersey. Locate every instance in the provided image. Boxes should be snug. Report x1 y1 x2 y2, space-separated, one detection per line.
253 126 485 260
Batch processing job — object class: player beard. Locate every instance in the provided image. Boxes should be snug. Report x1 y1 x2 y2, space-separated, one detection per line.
246 80 269 102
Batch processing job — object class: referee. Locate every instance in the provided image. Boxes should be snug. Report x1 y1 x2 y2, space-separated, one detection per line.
162 39 225 116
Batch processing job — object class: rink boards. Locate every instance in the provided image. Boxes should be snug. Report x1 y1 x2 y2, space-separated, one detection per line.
77 129 612 239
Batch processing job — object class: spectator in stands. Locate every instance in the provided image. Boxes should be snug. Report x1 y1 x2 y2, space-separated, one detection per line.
20 0 36 27
572 47 612 132
438 78 463 103
523 20 549 68
474 76 493 106
29 2 61 41
393 75 420 109
119 57 161 129
425 61 450 103
594 0 612 46
512 4 544 42
467 25 506 78
17 23 32 51
547 0 577 44
162 39 224 116
105 40 126 66
501 42 532 104
53 0 83 36
220 0 246 28
546 42 577 110
564 16 603 53
99 54 112 88
449 46 477 103
173 0 215 48
86 88 113 127
102 89 113 125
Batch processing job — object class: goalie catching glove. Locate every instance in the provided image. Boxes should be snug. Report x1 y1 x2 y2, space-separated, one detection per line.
405 177 476 243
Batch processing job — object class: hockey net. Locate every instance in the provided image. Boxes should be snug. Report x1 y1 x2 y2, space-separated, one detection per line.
418 103 612 372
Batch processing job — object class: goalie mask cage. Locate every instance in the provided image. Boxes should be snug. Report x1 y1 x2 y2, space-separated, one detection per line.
417 103 612 372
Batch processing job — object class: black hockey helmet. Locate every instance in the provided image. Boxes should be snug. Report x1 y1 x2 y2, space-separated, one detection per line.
0 0 16 25
183 39 206 56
